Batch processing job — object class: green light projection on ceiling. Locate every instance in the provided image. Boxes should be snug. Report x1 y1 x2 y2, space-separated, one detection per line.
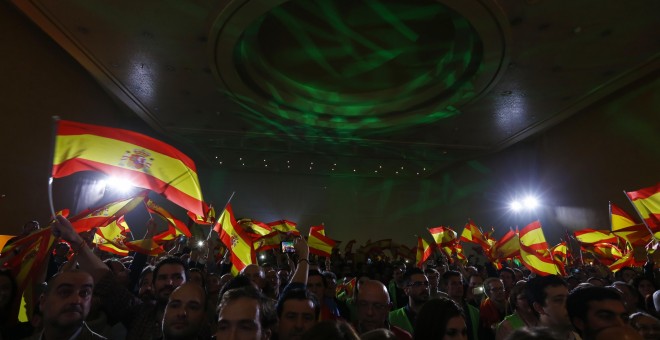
210 0 509 135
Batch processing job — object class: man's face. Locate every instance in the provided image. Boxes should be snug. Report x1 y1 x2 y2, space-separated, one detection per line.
40 271 93 330
621 270 636 284
499 271 515 290
139 273 154 300
632 314 660 340
426 271 439 290
154 263 186 301
536 285 571 328
469 275 483 290
405 274 430 305
486 280 506 303
356 284 391 332
243 265 265 289
278 299 316 340
392 265 405 282
324 276 337 299
575 299 628 337
446 275 464 300
216 297 264 340
307 275 325 300
162 284 206 339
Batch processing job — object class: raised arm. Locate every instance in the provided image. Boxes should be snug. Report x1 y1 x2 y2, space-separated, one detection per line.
288 237 310 285
51 215 110 282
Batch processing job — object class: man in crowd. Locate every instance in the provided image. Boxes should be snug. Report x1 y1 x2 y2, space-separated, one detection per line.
479 277 509 340
499 268 515 296
388 261 407 309
355 279 411 340
39 270 106 339
526 275 578 340
567 286 632 340
389 268 429 334
276 288 319 340
441 271 479 340
51 215 189 339
242 264 267 291
162 282 208 340
216 286 272 340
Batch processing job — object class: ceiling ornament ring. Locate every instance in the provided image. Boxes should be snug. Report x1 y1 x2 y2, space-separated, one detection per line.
209 0 510 133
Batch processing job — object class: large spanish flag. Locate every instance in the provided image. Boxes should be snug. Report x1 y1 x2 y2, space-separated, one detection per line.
308 225 337 257
492 228 520 260
519 221 560 276
93 216 130 256
53 120 205 216
625 183 660 230
214 204 255 274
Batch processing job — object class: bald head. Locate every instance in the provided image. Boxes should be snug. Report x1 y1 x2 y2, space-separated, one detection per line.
356 280 392 332
358 280 390 303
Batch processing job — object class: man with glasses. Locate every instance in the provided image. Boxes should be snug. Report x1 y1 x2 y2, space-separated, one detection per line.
389 261 408 309
355 280 412 339
389 268 429 334
479 277 509 340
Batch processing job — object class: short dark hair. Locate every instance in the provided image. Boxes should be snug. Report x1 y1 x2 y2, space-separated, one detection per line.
277 288 320 318
308 270 326 288
218 286 275 329
525 275 567 317
153 256 189 283
403 268 425 286
413 298 464 340
566 286 624 334
499 267 515 278
440 270 462 287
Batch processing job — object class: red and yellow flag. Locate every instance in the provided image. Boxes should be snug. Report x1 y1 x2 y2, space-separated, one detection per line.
308 225 337 257
214 204 255 274
125 239 164 256
428 226 458 247
625 183 660 230
267 220 300 236
187 203 215 225
254 231 282 252
416 236 432 268
53 120 205 216
519 221 560 276
93 216 130 256
461 219 489 251
69 191 147 233
574 229 618 245
609 243 636 273
491 228 520 260
611 202 651 246
146 199 191 238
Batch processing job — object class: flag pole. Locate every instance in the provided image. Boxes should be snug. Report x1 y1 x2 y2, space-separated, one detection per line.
207 191 235 240
47 116 60 219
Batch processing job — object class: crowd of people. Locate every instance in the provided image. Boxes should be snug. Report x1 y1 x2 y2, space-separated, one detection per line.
2 215 660 340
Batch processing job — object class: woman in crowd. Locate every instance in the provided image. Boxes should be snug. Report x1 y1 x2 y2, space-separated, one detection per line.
496 281 539 340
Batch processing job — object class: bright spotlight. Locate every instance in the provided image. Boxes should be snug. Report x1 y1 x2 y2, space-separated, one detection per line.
510 201 522 212
197 241 204 248
105 176 135 193
523 196 539 209
259 254 266 260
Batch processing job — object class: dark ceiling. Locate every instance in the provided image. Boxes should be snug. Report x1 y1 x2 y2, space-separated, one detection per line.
10 0 660 178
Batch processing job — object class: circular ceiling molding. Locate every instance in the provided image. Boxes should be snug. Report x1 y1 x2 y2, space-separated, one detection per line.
209 0 510 133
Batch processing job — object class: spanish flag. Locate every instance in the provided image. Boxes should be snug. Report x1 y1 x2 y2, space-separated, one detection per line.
460 219 489 251
93 216 130 256
53 120 205 216
308 225 337 257
416 236 432 268
428 226 458 247
625 183 660 230
146 199 192 238
69 191 147 233
611 202 652 246
268 220 300 236
608 242 636 273
214 204 255 274
519 221 560 276
574 229 618 245
492 228 520 260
